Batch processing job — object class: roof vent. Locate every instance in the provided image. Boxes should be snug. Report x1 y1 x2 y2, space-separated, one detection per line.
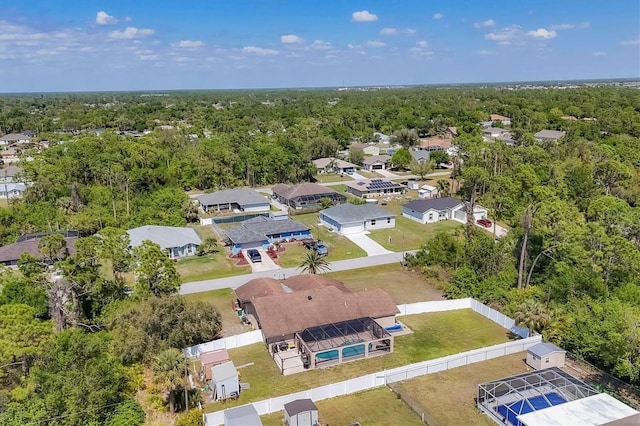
307 295 312 301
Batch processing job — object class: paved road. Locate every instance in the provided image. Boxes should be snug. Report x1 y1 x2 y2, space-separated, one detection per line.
344 232 393 256
179 251 408 294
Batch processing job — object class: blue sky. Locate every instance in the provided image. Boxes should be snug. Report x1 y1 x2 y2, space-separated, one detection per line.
0 1 638 92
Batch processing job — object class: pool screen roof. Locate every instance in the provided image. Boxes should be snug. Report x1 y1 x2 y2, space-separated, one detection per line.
298 317 390 353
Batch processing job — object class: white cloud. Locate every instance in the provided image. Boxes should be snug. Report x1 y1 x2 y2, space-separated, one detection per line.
592 51 606 56
485 26 523 42
621 38 640 46
124 17 133 23
433 13 444 20
347 43 361 49
139 54 158 61
281 34 304 44
109 27 155 40
527 28 557 39
310 40 332 50
96 11 118 26
405 28 416 35
242 46 278 55
551 22 590 30
477 49 495 55
410 47 434 56
474 19 495 28
367 40 386 48
380 27 397 35
417 40 429 48
352 10 378 22
175 40 204 48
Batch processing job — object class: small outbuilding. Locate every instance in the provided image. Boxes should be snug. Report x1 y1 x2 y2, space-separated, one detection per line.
223 404 263 426
526 342 566 370
200 349 230 381
284 398 319 426
211 361 239 401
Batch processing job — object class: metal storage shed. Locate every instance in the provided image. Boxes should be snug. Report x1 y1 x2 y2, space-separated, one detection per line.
210 361 239 401
526 342 566 370
284 398 319 426
223 404 263 426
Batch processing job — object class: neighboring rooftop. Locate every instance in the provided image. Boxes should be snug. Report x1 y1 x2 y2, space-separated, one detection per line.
534 129 566 140
362 155 391 165
490 114 510 121
312 157 358 169
0 132 33 142
235 274 349 302
0 165 22 178
196 188 268 207
272 182 341 200
0 237 78 265
225 216 309 245
320 203 395 224
127 225 202 249
404 197 463 213
344 178 405 192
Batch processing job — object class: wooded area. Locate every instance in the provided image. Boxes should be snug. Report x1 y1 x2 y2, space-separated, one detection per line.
0 85 638 424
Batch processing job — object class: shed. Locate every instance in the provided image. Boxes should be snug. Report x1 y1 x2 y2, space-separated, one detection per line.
211 361 239 401
406 180 419 190
284 398 319 426
200 349 230 381
223 404 263 426
526 342 566 370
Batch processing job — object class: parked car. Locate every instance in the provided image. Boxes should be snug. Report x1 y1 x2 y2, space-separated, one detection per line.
314 241 328 255
247 249 262 262
476 218 492 228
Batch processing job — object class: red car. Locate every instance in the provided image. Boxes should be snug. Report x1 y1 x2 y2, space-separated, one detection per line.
476 218 492 228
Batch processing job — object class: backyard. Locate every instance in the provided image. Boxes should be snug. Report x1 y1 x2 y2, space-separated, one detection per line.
392 352 530 426
182 288 249 337
260 387 423 426
202 309 513 412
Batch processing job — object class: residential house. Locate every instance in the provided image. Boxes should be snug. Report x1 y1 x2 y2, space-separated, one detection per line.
416 136 452 152
373 132 390 144
319 203 395 235
1 147 19 161
0 182 26 199
0 165 23 182
411 150 431 163
361 155 391 171
196 189 270 213
402 197 488 224
312 157 358 175
225 216 311 255
445 126 458 138
126 225 202 259
534 129 566 143
490 114 511 126
0 132 33 146
350 142 380 156
284 399 319 426
272 183 346 209
418 184 438 199
344 179 405 198
0 233 78 266
234 274 398 369
483 127 509 140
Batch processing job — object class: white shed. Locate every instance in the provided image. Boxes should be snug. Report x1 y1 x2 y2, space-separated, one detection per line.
284 398 319 426
211 361 239 401
223 404 263 426
526 342 566 370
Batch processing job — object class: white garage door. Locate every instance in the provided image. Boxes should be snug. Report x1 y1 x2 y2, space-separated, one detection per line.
341 224 364 235
454 209 466 222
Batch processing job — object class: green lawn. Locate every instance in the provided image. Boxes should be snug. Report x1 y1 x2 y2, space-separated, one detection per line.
182 288 251 336
368 218 462 251
327 264 443 304
203 309 512 412
261 387 423 426
358 170 380 179
313 173 351 183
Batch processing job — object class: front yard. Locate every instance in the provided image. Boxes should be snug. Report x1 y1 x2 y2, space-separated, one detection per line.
368 217 462 251
202 309 513 412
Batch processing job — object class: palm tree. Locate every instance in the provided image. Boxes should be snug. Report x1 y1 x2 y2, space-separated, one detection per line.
436 179 450 197
513 299 550 334
298 249 331 274
153 348 187 414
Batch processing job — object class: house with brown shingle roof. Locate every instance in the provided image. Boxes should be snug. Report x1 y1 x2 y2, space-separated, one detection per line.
272 183 346 209
0 235 78 266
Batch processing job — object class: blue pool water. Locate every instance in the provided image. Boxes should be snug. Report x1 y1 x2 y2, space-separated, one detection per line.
496 392 567 426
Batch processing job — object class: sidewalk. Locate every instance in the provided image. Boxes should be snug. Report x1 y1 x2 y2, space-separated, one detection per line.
179 251 408 294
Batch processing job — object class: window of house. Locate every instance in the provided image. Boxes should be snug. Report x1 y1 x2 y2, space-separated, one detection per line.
428 213 434 221
371 219 376 226
545 358 550 363
387 217 391 223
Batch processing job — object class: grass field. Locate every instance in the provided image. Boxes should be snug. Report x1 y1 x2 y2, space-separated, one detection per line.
261 387 423 426
368 218 462 251
203 309 512 412
394 352 530 426
182 287 250 336
313 173 352 183
327 264 443 303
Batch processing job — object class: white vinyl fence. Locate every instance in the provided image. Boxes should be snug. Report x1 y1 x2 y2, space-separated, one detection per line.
204 335 542 425
183 329 264 358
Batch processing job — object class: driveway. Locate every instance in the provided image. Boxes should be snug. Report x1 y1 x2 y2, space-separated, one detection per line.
348 171 367 180
344 232 393 256
245 249 281 272
475 221 509 238
375 169 401 178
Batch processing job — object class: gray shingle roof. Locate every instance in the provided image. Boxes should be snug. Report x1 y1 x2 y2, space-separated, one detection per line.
211 361 237 382
321 203 395 224
534 129 566 140
362 155 391 165
403 197 463 213
226 216 309 245
284 399 318 416
0 237 77 264
272 183 341 200
223 404 262 426
411 151 430 161
528 342 565 357
313 157 357 169
127 226 202 250
196 189 268 208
